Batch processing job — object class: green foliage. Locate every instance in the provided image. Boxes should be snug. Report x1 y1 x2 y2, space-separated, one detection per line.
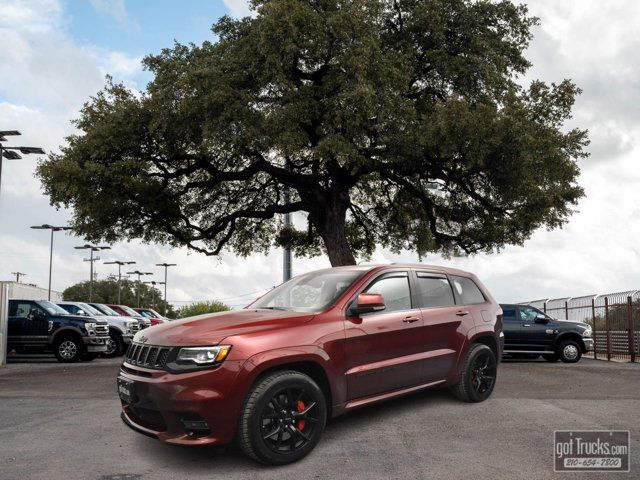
38 0 587 266
62 279 177 317
177 301 231 318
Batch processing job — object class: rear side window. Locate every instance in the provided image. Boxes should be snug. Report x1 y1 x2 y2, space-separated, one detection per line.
501 307 517 322
451 276 486 305
415 275 455 308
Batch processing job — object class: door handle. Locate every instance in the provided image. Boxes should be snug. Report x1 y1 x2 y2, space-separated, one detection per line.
522 324 531 327
456 310 470 317
403 316 420 323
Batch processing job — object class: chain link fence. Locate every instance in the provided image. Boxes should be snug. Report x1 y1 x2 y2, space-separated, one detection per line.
519 291 639 362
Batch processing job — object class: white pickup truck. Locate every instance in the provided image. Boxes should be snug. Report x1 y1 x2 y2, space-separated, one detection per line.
57 301 140 357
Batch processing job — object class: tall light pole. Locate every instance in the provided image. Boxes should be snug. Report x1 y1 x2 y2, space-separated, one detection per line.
11 272 26 283
127 270 152 307
282 160 292 282
31 224 72 300
104 260 136 304
0 131 45 202
75 244 110 302
144 281 165 309
156 263 176 317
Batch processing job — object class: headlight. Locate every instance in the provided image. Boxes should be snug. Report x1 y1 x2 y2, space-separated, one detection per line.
582 326 592 338
84 322 97 334
176 345 231 365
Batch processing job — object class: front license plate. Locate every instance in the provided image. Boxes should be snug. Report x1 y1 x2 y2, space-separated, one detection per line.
117 376 134 403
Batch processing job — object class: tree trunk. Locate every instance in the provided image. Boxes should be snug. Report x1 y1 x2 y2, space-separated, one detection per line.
313 194 356 266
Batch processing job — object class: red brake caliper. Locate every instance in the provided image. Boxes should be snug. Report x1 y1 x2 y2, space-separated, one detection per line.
296 400 306 431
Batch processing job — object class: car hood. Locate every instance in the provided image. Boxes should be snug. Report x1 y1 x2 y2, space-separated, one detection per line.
132 309 315 346
54 315 107 324
554 319 589 327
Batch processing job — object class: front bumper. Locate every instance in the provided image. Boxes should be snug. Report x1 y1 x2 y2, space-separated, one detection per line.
84 335 109 352
122 334 134 345
118 359 246 446
583 338 594 352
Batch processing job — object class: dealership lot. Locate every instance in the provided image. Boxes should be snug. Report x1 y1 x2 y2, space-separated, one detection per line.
0 357 638 480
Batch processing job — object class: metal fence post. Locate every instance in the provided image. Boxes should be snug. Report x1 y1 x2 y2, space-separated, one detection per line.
591 297 598 360
627 296 636 363
0 283 8 366
605 297 611 361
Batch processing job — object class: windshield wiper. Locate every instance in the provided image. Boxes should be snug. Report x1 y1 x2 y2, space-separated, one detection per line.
260 306 289 311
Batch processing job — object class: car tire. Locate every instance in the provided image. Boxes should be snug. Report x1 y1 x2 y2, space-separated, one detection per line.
102 332 123 358
450 343 497 403
542 353 559 362
558 340 582 363
237 370 327 465
54 335 83 363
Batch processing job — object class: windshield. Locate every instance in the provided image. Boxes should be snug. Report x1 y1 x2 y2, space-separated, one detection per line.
91 303 120 316
77 302 102 316
37 301 71 316
250 270 363 313
120 305 142 317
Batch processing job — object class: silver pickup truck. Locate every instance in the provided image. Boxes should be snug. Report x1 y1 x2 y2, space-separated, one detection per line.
57 301 140 357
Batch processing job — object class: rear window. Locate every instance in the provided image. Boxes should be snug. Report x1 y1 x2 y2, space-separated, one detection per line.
451 276 486 305
415 275 455 308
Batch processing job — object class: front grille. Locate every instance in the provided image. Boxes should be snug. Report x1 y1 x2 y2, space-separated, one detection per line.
130 323 140 334
124 342 173 370
95 324 109 335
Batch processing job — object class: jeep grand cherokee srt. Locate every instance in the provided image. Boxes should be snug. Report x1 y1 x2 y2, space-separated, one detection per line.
118 265 502 464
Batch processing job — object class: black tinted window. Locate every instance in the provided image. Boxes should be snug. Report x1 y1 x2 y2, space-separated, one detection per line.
9 301 32 317
502 308 517 321
415 276 455 308
451 276 486 305
364 276 411 313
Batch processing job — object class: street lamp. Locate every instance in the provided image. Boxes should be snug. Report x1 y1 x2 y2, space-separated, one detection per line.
0 131 45 201
74 244 110 301
31 224 72 300
144 280 165 309
127 270 152 307
104 260 136 304
156 263 177 317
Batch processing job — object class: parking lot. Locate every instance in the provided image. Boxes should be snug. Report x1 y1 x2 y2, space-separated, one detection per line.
0 356 638 480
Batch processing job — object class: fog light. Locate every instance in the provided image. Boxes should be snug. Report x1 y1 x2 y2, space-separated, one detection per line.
177 413 210 436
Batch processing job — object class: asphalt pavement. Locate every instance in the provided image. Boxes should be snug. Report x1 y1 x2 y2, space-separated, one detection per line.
0 355 638 480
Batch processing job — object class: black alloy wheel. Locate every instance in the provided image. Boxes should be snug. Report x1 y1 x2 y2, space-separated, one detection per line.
237 370 327 465
450 343 498 402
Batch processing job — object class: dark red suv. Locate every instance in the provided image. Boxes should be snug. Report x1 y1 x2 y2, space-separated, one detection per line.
118 265 503 464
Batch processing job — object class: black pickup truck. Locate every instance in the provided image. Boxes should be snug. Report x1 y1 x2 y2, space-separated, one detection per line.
500 303 594 363
8 299 110 362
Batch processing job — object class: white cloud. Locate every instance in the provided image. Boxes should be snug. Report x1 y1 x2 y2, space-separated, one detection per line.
89 0 128 25
222 0 254 18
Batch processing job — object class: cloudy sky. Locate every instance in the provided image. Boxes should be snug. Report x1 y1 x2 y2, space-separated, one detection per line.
1 0 639 308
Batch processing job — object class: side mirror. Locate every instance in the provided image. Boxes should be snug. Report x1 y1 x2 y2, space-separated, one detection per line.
535 314 549 324
349 293 386 316
30 309 47 321
77 310 86 316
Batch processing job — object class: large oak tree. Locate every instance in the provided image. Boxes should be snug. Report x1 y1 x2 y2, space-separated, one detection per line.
38 0 588 266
